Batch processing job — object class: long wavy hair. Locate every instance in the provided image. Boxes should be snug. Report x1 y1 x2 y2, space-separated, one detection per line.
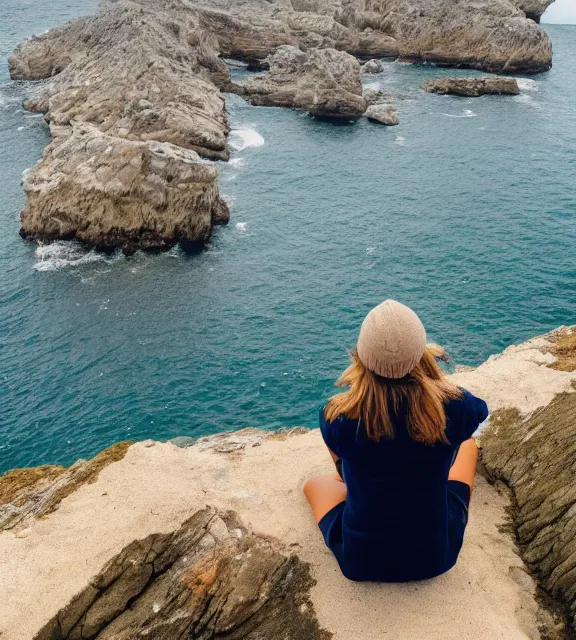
324 344 462 446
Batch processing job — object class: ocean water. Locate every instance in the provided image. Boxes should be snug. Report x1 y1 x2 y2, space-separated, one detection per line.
1 2 575 474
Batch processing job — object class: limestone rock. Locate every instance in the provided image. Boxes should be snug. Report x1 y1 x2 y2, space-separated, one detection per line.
198 8 298 69
200 0 552 74
363 86 392 106
512 0 556 21
20 124 229 252
239 45 367 119
482 392 576 637
421 77 521 96
33 506 327 640
361 58 384 73
0 442 132 532
365 102 399 125
9 4 231 160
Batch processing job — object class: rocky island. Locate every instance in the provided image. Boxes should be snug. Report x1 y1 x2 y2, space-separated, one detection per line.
1 327 575 639
9 0 555 252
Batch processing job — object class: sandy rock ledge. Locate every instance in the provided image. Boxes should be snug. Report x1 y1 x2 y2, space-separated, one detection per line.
1 328 576 639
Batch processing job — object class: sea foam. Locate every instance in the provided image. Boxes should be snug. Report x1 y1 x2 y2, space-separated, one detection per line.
34 241 120 272
228 128 265 152
441 109 478 118
516 78 539 92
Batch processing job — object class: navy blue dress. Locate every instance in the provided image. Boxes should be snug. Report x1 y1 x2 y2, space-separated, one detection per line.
318 388 488 582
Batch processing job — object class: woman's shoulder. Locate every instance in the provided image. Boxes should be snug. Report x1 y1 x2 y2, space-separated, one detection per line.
318 406 360 456
445 387 489 440
446 387 488 415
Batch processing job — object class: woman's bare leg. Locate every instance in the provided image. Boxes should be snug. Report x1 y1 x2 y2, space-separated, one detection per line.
448 438 478 491
303 474 347 523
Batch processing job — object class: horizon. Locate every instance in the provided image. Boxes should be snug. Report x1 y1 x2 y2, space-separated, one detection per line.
542 0 576 24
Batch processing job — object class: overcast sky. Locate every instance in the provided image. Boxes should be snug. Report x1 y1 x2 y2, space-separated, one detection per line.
542 0 576 23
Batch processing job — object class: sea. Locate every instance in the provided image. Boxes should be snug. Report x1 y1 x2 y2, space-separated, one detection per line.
1 0 575 474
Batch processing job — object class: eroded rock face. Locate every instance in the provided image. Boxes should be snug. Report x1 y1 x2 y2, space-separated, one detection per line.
200 0 552 74
421 77 521 96
20 124 229 252
0 441 132 532
9 4 231 159
482 392 576 636
34 506 328 640
512 0 556 21
361 59 384 73
238 45 367 119
9 1 231 251
365 102 399 125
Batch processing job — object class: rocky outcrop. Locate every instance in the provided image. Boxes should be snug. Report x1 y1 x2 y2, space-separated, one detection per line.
365 103 399 125
34 506 326 640
482 392 576 636
9 1 231 251
9 4 231 158
361 59 384 74
237 45 366 119
421 77 521 96
512 0 556 22
200 0 552 74
8 0 555 250
363 86 393 106
19 124 229 253
0 441 132 532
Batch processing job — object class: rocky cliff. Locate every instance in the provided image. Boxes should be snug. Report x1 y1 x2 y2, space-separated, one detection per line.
1 327 575 640
9 0 554 251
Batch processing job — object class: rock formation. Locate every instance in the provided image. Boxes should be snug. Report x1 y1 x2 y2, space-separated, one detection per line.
483 396 576 634
199 0 553 74
365 103 399 125
9 1 231 251
361 59 384 74
20 124 229 253
512 0 556 22
9 0 555 250
421 77 521 96
34 506 326 640
237 46 366 119
363 86 392 106
481 329 576 637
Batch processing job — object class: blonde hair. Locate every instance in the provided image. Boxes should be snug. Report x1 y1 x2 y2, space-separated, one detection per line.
325 344 462 446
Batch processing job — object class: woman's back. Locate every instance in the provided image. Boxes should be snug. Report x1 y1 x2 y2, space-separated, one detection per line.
320 389 488 581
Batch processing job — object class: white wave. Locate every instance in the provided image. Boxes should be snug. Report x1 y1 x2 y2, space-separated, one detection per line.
440 109 477 118
34 241 120 272
235 222 248 232
363 81 382 91
516 78 539 92
514 93 541 109
222 193 236 208
228 128 265 152
17 126 25 131
228 157 245 168
365 246 376 254
395 136 405 145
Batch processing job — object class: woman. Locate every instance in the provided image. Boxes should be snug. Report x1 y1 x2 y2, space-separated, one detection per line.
304 299 488 582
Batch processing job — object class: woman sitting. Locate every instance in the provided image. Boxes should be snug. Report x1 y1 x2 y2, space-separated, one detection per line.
304 299 488 582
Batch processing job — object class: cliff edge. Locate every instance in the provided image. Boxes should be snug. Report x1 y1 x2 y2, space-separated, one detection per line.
1 327 575 639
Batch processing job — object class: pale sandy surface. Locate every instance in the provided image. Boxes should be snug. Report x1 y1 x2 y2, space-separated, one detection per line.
1 332 575 639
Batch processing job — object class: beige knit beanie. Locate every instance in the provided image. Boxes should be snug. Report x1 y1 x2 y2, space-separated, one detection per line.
356 299 427 378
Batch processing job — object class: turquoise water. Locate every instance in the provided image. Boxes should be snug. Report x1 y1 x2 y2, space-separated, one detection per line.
1 2 575 474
